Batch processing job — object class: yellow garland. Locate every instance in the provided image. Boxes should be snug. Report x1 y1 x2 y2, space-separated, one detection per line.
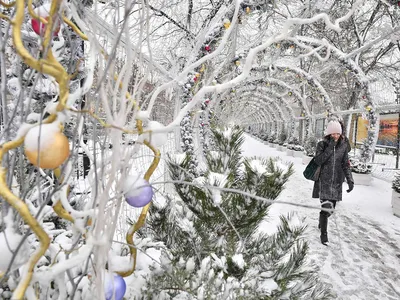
0 0 69 297
52 168 74 223
0 12 13 22
61 11 158 277
14 0 69 112
27 0 50 27
62 15 89 41
116 121 161 277
0 0 15 8
1 0 161 294
60 11 157 280
0 137 50 299
0 167 50 298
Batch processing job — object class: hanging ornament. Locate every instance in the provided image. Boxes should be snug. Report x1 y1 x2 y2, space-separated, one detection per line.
205 99 210 104
123 175 153 208
199 64 206 73
365 105 372 112
104 273 126 300
288 91 292 96
31 4 61 36
195 73 201 78
193 76 198 82
246 7 251 14
276 43 281 48
24 123 70 169
234 60 240 66
205 45 211 52
223 19 231 29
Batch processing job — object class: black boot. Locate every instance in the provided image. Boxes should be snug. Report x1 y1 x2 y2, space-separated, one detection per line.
319 213 328 245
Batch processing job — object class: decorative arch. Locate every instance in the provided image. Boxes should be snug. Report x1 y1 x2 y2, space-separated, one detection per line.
236 100 276 136
231 93 287 141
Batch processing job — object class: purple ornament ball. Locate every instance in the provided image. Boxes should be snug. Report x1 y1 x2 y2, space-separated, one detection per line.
123 176 153 208
104 273 126 300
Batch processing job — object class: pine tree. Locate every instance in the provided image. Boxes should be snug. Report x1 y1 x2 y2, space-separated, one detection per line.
392 172 400 193
304 136 318 157
141 126 331 299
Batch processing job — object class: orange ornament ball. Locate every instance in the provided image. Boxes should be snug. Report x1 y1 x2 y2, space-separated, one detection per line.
24 124 70 169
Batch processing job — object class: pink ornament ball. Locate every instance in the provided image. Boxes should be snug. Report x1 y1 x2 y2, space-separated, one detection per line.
104 273 126 300
31 18 44 35
124 176 153 208
31 4 60 36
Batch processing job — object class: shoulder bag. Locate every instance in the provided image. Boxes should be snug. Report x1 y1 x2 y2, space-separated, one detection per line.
303 158 321 181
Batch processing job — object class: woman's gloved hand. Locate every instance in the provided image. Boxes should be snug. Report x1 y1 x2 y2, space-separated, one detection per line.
347 182 354 193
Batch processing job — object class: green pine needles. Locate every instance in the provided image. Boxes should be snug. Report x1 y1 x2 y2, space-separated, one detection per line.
141 126 331 299
392 172 400 193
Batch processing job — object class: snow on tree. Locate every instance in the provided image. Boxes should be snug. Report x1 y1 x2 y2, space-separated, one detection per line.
141 126 331 299
392 171 400 193
0 0 399 299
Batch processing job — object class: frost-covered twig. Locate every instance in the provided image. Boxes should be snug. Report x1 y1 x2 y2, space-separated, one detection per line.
151 180 336 214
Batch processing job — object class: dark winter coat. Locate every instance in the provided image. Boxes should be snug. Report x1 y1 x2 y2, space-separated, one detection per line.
312 136 354 201
343 136 351 153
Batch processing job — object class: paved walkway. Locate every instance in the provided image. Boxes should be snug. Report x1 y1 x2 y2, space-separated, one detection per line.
242 135 400 300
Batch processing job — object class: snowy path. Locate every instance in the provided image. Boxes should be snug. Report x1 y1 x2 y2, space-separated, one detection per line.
242 135 400 300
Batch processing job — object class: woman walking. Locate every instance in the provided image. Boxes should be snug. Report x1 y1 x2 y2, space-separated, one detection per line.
312 120 354 245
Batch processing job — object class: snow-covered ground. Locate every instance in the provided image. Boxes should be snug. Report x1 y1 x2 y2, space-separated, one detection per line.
242 134 400 300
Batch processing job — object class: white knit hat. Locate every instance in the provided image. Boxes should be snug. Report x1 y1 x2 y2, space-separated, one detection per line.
326 121 342 135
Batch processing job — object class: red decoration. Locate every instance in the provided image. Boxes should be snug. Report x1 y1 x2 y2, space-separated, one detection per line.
205 45 211 51
31 4 60 36
205 99 210 104
193 76 198 82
